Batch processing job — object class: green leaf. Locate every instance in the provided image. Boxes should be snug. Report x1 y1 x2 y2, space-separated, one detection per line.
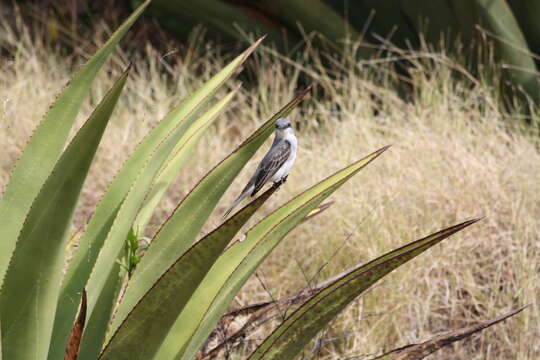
108 87 312 340
79 112 205 357
77 263 125 360
399 1 461 47
100 186 279 359
248 219 481 360
262 0 373 58
0 0 150 287
507 1 540 57
150 0 291 52
48 38 263 360
0 67 130 360
473 0 539 102
133 89 238 234
444 0 481 45
362 0 419 49
158 146 389 360
82 89 236 360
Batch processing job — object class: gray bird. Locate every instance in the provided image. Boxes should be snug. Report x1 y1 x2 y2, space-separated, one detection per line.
223 117 298 217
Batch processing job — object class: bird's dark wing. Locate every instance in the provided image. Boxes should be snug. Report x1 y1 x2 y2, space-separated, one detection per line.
251 140 291 196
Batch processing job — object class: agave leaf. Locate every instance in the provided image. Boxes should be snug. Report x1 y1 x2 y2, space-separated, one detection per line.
156 146 389 360
446 0 480 43
108 87 312 339
133 89 238 234
64 290 87 360
149 0 290 51
100 184 279 360
48 39 262 360
79 91 236 360
323 1 371 35
77 262 125 360
371 306 528 360
202 283 329 358
0 0 150 287
248 218 481 359
262 0 373 58
362 0 418 49
81 105 215 354
399 0 461 47
0 68 129 360
507 1 540 58
473 0 539 102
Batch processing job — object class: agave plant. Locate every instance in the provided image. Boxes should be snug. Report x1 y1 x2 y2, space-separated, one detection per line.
0 1 525 360
131 0 539 105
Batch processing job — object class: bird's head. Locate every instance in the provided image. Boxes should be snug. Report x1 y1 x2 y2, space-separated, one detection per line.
275 117 292 130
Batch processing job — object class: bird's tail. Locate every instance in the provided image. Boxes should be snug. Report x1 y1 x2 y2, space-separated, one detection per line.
223 185 253 218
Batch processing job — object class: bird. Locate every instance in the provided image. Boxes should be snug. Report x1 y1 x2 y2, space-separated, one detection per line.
223 117 298 218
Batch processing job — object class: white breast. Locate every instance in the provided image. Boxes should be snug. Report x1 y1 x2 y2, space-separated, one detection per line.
272 129 297 182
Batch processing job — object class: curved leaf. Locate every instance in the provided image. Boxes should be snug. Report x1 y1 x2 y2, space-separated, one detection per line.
108 87 312 339
507 1 540 58
0 0 150 287
48 38 262 360
0 68 130 360
248 219 481 359
399 0 461 47
100 185 279 359
474 0 540 102
157 146 389 360
371 306 528 360
150 0 290 52
263 0 373 58
362 0 419 49
77 263 124 360
64 290 87 360
133 89 238 234
79 91 236 360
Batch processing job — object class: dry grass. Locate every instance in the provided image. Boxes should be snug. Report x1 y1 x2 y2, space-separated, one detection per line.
1 17 539 360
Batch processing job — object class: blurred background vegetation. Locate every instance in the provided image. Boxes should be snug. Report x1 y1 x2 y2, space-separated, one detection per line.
4 0 540 115
1 1 539 359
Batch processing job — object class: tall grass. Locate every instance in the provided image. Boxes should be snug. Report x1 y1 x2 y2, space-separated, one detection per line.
1 17 539 359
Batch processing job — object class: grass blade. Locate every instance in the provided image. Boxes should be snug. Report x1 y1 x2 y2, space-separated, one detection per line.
248 219 481 359
108 87 312 339
0 68 129 360
49 39 262 360
100 186 279 359
157 146 389 360
0 0 150 287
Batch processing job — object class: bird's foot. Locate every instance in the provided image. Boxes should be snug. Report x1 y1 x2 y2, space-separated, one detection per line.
272 176 288 190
